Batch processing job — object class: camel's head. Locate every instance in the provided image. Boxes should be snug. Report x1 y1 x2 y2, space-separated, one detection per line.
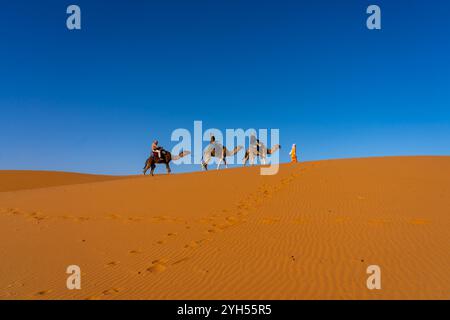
229 145 243 156
267 144 281 155
178 150 191 158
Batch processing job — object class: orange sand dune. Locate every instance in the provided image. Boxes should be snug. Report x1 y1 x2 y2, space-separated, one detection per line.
0 171 127 192
0 156 449 300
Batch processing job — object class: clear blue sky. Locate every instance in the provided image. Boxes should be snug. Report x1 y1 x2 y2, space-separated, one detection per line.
1 0 449 175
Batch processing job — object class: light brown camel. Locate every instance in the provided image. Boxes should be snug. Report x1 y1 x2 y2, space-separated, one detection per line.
201 143 243 170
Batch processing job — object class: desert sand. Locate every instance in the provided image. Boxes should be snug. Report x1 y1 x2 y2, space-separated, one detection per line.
0 156 449 300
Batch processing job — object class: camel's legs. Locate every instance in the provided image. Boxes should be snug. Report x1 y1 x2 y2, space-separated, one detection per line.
224 158 228 169
166 163 171 174
202 155 211 171
150 164 156 176
249 154 255 166
217 158 223 170
143 158 149 175
261 157 266 165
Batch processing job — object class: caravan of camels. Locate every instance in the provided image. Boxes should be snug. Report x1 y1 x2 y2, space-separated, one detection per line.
143 135 283 176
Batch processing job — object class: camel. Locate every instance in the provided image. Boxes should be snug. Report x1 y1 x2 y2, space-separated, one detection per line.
243 143 281 165
201 143 243 170
143 150 190 176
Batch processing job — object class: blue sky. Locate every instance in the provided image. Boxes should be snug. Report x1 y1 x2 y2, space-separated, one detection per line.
0 0 449 175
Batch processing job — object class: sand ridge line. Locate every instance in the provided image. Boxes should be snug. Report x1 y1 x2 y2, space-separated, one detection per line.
0 171 138 193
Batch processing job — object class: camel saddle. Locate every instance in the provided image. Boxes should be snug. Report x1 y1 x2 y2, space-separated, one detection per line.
152 149 167 162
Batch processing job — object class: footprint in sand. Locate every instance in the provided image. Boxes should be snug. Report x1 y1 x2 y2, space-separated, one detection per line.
129 250 142 254
261 217 280 224
127 217 139 222
292 218 309 224
206 228 222 234
5 208 21 215
102 288 120 296
148 265 166 273
35 290 52 296
409 218 431 225
155 233 178 245
106 261 119 267
236 210 250 217
108 214 122 220
26 212 48 223
184 241 199 249
236 203 250 211
215 222 234 230
147 259 168 273
172 257 190 265
261 190 271 198
184 239 208 249
224 216 244 227
226 216 239 223
154 215 176 223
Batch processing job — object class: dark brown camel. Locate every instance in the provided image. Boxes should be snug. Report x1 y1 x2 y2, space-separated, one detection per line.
143 150 190 176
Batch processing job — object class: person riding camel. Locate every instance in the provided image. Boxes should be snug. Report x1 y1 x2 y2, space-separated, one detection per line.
152 140 163 161
207 134 219 156
250 134 262 153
